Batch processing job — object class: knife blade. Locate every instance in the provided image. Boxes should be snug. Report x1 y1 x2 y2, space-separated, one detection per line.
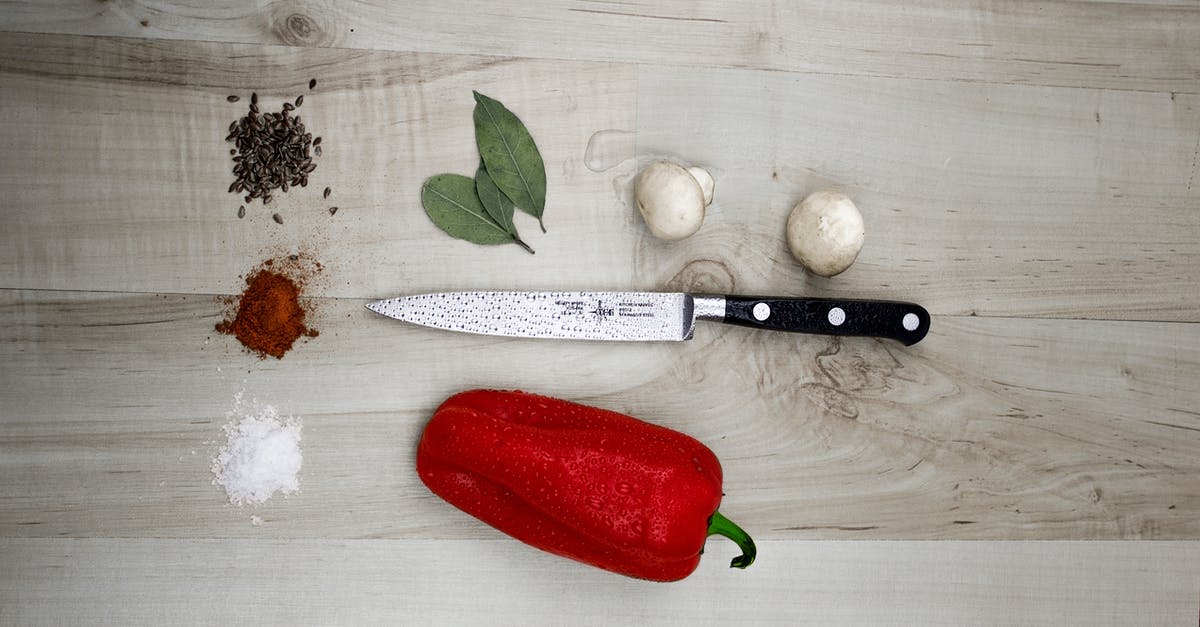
366 291 930 345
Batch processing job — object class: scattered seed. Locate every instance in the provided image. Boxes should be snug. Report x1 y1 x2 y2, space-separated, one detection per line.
328 206 338 215
323 186 331 199
272 213 283 224
313 136 321 146
289 254 299 261
227 95 240 103
237 205 245 219
314 146 322 157
225 89 320 204
295 95 304 108
309 78 316 90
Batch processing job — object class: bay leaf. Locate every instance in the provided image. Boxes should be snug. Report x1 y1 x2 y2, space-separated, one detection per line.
475 162 515 233
476 164 534 254
472 91 547 232
421 174 513 246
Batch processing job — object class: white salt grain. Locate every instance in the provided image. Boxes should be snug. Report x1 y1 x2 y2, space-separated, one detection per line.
212 396 302 506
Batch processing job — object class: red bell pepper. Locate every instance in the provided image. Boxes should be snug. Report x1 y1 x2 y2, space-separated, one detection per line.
416 389 755 582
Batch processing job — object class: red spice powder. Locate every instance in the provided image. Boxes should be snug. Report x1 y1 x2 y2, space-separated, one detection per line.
216 269 318 359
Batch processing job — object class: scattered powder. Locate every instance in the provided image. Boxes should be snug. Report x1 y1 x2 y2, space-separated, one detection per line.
216 255 323 360
212 394 302 506
250 515 264 526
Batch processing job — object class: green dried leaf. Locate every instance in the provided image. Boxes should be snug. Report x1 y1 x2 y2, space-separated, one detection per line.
476 164 533 254
475 162 515 233
422 173 534 253
473 91 547 232
421 174 513 246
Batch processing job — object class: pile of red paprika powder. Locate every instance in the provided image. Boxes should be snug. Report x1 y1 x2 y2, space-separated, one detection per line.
216 258 319 359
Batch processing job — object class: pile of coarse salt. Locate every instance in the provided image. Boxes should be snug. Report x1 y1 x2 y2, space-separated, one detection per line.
212 394 302 506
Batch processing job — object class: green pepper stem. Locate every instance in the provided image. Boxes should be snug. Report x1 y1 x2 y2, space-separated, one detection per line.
707 510 756 569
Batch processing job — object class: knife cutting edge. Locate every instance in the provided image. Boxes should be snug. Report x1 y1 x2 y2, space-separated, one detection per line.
366 291 930 346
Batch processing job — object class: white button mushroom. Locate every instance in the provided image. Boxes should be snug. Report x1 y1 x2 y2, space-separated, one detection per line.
634 161 711 241
686 166 715 207
786 190 865 277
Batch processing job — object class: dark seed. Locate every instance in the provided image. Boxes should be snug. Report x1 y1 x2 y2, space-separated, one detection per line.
225 94 321 207
251 92 257 105
230 148 237 155
309 78 316 90
272 213 283 224
323 186 331 199
295 95 303 107
289 254 299 261
227 181 237 193
237 206 245 219
314 146 322 157
328 206 338 215
228 95 240 103
313 136 321 146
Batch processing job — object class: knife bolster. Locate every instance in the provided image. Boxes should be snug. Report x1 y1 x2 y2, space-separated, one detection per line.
692 295 727 321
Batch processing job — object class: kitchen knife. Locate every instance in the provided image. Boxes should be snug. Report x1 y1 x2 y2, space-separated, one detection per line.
366 291 929 345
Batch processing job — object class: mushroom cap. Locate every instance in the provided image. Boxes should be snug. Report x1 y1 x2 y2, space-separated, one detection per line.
686 166 715 206
786 191 865 277
634 161 706 241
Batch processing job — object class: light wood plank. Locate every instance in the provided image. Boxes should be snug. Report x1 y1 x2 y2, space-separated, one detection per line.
0 32 639 296
2 290 1196 540
4 33 1198 322
1 539 1197 626
632 65 1200 321
0 1 1196 93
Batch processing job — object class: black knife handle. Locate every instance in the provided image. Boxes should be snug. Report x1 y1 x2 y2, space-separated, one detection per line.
721 296 930 345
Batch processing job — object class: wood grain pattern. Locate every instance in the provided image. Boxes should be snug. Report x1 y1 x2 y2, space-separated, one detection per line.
632 65 1200 321
1 6 1198 622
4 33 1198 321
2 290 1196 540
0 1 1196 93
3 539 1197 626
0 32 638 296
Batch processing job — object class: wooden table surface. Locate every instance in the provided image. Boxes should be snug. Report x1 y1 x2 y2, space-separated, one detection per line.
2 2 1198 624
